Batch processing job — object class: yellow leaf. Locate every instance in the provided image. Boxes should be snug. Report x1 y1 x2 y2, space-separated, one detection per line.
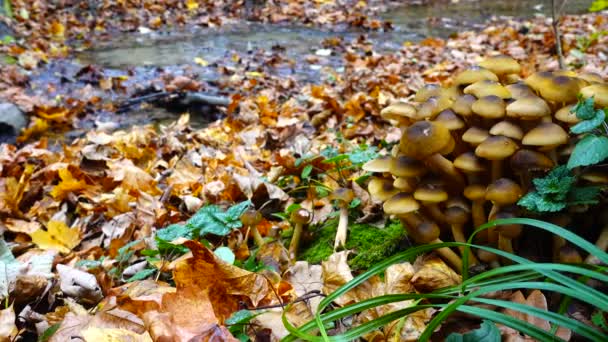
30 221 81 254
50 168 88 200
194 57 208 66
0 305 17 341
246 71 263 78
186 0 199 11
50 21 65 39
82 327 153 342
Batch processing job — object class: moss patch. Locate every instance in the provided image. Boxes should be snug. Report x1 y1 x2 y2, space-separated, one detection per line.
299 218 408 271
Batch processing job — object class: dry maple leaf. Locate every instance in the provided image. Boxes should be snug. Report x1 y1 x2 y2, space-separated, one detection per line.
49 168 88 200
29 220 81 254
107 159 160 195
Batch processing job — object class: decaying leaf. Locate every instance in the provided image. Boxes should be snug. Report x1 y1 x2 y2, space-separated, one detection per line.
29 220 81 254
0 305 17 342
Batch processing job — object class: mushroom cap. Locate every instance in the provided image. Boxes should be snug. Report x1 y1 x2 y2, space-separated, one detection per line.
475 135 519 160
399 121 452 159
522 122 568 147
538 75 584 103
417 96 452 120
362 155 393 173
368 177 400 202
555 104 580 124
503 73 523 84
452 94 477 117
477 249 499 263
393 177 418 192
494 211 522 238
241 209 263 226
390 155 427 178
464 184 487 201
445 197 471 224
558 246 582 264
462 126 490 146
580 170 608 184
464 80 511 99
577 72 604 84
580 84 608 108
454 152 487 173
524 71 554 93
435 109 465 130
453 66 499 86
291 208 312 225
413 221 441 243
485 178 522 205
505 82 536 99
472 95 506 119
330 187 355 203
383 193 420 215
479 55 521 75
413 184 448 203
414 84 442 102
506 95 551 120
380 102 417 123
510 149 554 172
489 121 524 140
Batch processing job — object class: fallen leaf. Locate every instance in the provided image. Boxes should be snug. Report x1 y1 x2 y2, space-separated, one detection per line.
29 220 81 254
0 306 17 341
82 327 153 342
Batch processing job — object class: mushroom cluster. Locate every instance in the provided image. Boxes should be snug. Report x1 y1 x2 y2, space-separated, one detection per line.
364 55 608 271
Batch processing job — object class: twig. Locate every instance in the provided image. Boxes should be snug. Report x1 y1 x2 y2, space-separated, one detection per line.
247 290 325 310
551 0 567 69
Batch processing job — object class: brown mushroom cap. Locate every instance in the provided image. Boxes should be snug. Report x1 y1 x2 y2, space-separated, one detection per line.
524 71 554 93
462 126 490 146
477 249 499 263
479 55 522 76
414 84 442 102
380 102 417 123
510 149 554 172
435 109 465 130
494 211 522 238
330 188 355 204
506 95 551 120
362 155 393 173
475 136 519 160
452 94 477 117
399 121 452 159
383 193 420 215
472 95 506 119
577 72 604 84
417 96 452 119
454 152 487 173
453 67 499 86
464 184 486 201
393 177 418 192
444 197 471 224
485 178 522 206
390 155 427 178
580 84 608 108
505 82 536 100
555 104 580 124
241 209 263 226
489 121 524 140
413 184 448 203
539 75 584 103
522 123 568 148
413 221 441 243
464 80 511 99
558 245 583 264
368 177 400 202
291 208 312 225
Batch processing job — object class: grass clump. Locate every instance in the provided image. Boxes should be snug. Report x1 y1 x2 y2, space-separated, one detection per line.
299 218 407 271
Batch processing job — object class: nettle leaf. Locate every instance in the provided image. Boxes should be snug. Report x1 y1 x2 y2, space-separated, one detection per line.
567 135 608 169
571 109 605 134
567 186 601 206
347 144 379 164
446 320 501 342
518 191 567 213
187 201 251 237
155 224 192 254
573 96 597 120
532 166 575 200
126 268 156 282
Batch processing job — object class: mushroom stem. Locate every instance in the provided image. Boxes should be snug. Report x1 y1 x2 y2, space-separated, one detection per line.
425 203 446 224
432 240 464 272
289 223 303 261
334 206 349 250
585 224 608 265
491 160 502 181
450 223 479 265
251 226 266 247
471 200 486 239
497 234 514 264
425 154 466 190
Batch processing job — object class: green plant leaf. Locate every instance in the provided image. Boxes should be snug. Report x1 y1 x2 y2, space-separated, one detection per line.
301 164 313 179
571 109 606 134
590 0 608 11
226 309 257 325
214 246 235 264
532 166 574 198
445 320 501 342
126 268 156 282
518 191 566 212
566 186 601 206
187 201 251 237
38 323 60 342
347 144 379 164
592 311 608 331
567 135 608 169
573 96 597 120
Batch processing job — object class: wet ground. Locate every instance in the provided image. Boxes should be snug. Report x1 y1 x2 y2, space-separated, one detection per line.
28 0 595 132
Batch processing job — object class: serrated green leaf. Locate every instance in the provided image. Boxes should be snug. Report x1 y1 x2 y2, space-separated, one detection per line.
187 201 251 237
301 164 313 179
573 97 597 120
155 224 192 254
567 186 601 206
347 145 379 164
518 191 567 212
214 246 235 264
567 135 608 169
532 166 574 200
592 311 608 331
126 268 156 282
226 309 257 325
445 320 501 342
571 109 606 134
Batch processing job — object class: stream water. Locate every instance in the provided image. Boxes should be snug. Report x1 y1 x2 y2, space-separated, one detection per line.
32 0 596 132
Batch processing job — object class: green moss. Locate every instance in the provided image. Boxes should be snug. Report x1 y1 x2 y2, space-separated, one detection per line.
299 218 408 271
